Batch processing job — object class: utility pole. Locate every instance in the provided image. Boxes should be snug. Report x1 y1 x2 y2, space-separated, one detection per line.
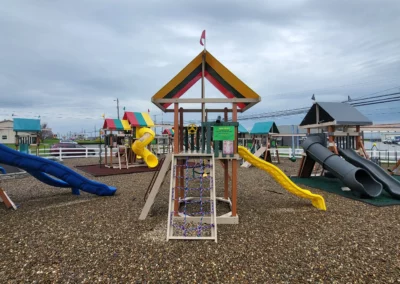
114 98 120 119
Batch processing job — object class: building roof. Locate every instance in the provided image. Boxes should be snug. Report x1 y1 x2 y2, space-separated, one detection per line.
13 118 41 132
162 128 174 136
102 119 132 131
238 123 249 134
151 50 261 112
300 102 372 127
123 112 154 127
250 121 279 135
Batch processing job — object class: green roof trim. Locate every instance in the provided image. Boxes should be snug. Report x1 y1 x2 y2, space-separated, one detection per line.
13 118 41 132
250 121 279 135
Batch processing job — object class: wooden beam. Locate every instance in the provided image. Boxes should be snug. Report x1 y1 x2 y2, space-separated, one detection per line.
299 120 337 129
165 108 240 113
174 103 179 154
139 154 172 220
0 188 17 210
154 98 260 104
231 103 238 217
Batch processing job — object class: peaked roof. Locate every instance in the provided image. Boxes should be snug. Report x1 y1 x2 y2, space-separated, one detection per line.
102 119 132 131
152 50 261 112
300 102 372 127
162 128 174 136
250 121 280 135
13 118 41 132
122 112 154 127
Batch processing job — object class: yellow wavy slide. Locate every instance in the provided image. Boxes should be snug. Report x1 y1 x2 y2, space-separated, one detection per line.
132 127 159 168
238 146 326 211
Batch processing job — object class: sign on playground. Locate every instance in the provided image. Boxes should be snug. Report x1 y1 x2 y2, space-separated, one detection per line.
213 126 235 141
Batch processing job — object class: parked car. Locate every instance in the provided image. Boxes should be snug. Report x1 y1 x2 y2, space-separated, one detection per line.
59 140 78 144
50 143 95 156
382 139 392 144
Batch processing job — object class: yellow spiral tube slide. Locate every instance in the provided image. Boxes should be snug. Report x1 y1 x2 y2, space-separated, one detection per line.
238 146 326 211
131 127 158 168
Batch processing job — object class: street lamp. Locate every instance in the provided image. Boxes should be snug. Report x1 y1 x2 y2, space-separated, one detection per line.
114 98 120 119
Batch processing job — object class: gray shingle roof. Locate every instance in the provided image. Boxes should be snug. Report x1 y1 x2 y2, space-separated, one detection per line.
300 102 372 126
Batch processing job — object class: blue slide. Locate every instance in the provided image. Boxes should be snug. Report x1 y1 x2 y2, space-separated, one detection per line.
0 144 116 196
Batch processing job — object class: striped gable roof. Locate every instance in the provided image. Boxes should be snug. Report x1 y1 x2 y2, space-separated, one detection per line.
102 119 132 131
152 51 261 112
123 112 154 127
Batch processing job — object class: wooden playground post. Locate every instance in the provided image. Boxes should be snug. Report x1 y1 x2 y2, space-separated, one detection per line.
356 125 369 158
231 103 238 216
328 126 338 155
224 108 229 199
179 107 184 199
104 130 108 166
174 103 179 154
109 134 113 166
355 125 361 150
174 103 180 216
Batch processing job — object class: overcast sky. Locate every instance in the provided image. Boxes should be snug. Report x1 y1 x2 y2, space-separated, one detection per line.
1 0 399 136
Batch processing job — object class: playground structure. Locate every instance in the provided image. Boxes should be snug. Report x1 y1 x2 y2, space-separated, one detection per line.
139 47 326 242
102 111 159 169
13 118 41 154
241 121 281 168
298 102 400 199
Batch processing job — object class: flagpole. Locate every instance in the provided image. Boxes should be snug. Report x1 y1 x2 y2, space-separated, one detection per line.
201 31 206 123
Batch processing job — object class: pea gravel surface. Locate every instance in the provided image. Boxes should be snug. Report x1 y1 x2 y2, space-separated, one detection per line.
1 158 400 283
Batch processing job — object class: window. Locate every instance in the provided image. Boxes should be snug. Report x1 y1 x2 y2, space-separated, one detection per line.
2 135 7 140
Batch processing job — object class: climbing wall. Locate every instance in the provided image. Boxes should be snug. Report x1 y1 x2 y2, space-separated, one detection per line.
166 154 217 242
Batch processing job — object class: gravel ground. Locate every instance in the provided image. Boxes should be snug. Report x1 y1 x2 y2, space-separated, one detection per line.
1 157 400 283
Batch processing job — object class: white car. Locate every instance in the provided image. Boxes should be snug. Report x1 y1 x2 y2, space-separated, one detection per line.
59 140 78 144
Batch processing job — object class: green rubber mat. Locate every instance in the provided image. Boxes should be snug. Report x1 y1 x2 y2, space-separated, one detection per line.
290 176 400 207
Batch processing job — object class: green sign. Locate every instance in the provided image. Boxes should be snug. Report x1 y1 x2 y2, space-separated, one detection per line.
213 126 235 141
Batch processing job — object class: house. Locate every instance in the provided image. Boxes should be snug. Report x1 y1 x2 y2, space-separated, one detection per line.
0 118 41 145
0 120 15 144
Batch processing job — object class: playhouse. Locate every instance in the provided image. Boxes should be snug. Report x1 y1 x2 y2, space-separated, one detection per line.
297 101 372 178
138 47 326 242
102 111 158 170
13 118 41 154
139 47 262 241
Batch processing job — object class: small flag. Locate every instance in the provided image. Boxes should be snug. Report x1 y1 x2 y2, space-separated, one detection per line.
200 30 206 46
348 95 352 101
311 94 315 101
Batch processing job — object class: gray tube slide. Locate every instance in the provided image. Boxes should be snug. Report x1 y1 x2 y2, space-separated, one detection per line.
302 135 382 198
338 148 400 199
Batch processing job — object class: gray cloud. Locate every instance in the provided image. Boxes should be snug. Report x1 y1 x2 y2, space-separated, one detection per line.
0 0 399 134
